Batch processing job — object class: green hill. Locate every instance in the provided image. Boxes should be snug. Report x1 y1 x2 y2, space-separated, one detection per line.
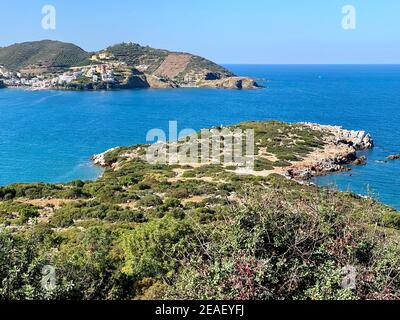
107 42 234 78
0 40 90 71
0 40 234 79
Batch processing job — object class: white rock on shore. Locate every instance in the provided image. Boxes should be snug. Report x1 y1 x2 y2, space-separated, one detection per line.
300 122 374 149
286 123 374 180
91 147 120 166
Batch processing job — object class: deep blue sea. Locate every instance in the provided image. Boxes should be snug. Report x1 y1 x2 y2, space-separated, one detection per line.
0 65 399 209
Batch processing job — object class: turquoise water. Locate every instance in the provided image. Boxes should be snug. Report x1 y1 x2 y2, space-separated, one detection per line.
0 65 399 209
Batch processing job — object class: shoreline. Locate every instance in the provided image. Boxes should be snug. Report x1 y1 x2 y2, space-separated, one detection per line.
282 122 373 181
1 77 263 92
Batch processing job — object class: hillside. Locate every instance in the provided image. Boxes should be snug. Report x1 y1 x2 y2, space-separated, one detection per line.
0 121 399 300
106 43 235 85
0 40 90 71
0 40 259 89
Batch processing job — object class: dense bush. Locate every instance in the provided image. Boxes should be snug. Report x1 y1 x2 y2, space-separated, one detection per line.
0 231 71 299
121 216 193 279
0 202 39 224
0 183 64 200
164 186 400 300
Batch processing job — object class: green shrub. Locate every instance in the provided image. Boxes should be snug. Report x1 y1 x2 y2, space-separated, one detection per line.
121 216 193 278
137 195 163 208
165 184 400 300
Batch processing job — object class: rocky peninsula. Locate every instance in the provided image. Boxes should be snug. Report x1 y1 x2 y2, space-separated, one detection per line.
92 121 373 183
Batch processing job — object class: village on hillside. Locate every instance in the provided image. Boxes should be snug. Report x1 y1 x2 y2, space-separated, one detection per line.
0 51 129 90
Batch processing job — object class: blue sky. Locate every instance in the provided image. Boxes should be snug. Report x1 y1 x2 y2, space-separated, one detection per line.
1 0 399 64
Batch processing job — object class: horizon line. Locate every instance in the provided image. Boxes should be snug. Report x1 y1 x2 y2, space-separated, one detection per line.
220 63 400 66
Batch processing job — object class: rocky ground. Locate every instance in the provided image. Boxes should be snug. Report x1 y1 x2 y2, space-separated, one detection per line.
388 154 400 160
197 76 260 89
283 123 373 180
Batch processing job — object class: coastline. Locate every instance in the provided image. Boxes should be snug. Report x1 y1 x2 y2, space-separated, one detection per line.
2 67 400 209
283 122 373 180
1 75 262 91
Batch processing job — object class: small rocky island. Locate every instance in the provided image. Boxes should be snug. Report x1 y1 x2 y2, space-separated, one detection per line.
388 154 400 160
0 40 260 90
93 121 373 182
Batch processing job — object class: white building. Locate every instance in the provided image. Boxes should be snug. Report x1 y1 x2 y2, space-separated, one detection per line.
58 75 74 84
73 71 83 79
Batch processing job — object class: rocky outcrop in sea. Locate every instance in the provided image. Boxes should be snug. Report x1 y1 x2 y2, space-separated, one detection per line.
388 154 400 160
286 123 374 180
91 147 120 167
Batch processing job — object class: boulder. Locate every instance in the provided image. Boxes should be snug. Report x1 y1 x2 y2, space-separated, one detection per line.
199 76 261 89
146 75 179 88
353 156 367 165
92 147 120 166
388 154 400 161
124 75 150 88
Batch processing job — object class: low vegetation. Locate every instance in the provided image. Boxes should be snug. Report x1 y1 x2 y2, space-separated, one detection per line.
0 121 399 300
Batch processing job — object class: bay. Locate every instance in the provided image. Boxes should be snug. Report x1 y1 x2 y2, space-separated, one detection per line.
0 65 399 208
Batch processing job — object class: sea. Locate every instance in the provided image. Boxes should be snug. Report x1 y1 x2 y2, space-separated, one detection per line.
0 65 399 209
